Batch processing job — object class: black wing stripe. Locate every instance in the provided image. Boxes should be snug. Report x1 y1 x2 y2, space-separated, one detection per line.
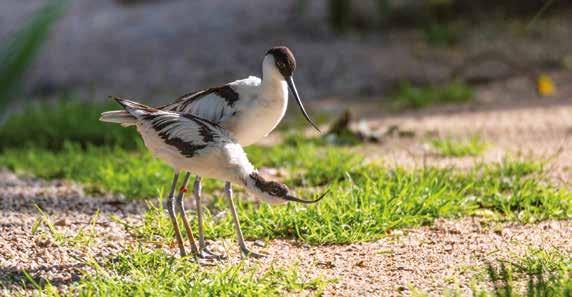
212 85 239 107
180 113 218 143
144 114 209 158
160 85 240 113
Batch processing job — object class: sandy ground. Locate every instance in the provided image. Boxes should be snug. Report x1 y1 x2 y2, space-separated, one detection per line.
2 75 572 295
305 72 572 186
1 169 570 296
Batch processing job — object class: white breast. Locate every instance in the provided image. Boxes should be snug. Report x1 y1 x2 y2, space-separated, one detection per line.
225 80 288 146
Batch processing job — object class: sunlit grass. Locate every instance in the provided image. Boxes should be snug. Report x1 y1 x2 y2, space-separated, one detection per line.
474 248 572 296
21 247 329 297
391 81 474 110
2 132 571 245
430 135 489 157
1 101 571 245
0 100 141 151
413 247 572 296
2 99 572 296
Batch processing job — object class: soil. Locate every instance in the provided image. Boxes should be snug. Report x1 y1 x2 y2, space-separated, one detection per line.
304 71 572 186
2 169 570 296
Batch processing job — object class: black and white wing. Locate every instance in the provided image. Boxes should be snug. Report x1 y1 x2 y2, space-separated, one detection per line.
159 85 238 125
143 112 233 158
117 98 233 158
159 76 261 124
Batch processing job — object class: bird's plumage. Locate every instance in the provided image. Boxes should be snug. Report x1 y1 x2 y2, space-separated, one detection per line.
100 45 319 147
99 46 324 258
113 98 254 184
100 75 287 146
105 97 325 205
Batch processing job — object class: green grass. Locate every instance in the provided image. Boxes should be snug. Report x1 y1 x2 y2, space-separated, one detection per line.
20 247 329 296
2 101 572 296
391 81 474 110
472 248 572 297
430 135 489 157
0 101 141 151
4 141 570 245
413 248 572 296
1 102 571 245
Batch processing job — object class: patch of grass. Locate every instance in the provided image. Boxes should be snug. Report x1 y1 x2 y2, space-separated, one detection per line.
472 248 572 296
391 81 474 110
0 101 141 151
1 104 570 244
24 248 329 296
1 136 571 244
430 135 488 157
0 143 225 199
31 207 101 248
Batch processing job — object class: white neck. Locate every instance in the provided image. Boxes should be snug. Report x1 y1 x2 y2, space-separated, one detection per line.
261 55 286 89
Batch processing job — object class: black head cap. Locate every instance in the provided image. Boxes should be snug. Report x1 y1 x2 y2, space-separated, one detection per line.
266 46 296 77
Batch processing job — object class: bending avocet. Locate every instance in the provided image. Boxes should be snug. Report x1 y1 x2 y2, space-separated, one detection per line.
101 98 325 258
101 46 320 258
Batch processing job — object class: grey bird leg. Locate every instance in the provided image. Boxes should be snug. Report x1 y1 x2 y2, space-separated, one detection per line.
175 172 199 257
194 176 226 259
225 182 266 258
167 172 186 257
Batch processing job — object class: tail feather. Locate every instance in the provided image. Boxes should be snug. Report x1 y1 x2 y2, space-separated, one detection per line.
99 110 137 126
112 96 156 113
99 96 157 126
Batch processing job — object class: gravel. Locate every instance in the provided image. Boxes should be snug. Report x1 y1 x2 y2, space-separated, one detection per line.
307 70 572 186
1 169 570 296
0 170 144 294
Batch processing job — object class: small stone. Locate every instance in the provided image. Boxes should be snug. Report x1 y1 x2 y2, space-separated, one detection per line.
253 240 266 247
54 218 69 226
355 260 366 268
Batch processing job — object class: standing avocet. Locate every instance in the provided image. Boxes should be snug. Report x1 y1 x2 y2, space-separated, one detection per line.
101 98 325 258
101 46 320 258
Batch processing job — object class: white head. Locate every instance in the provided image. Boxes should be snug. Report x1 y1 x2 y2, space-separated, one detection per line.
244 172 327 205
262 46 321 132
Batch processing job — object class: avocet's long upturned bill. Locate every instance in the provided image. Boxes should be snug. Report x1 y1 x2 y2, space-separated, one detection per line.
101 98 325 258
100 46 320 258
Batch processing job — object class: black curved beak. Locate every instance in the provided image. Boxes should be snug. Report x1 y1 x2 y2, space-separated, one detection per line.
286 76 321 133
281 189 329 204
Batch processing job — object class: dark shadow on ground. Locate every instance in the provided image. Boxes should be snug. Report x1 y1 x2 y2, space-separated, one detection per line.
0 263 84 291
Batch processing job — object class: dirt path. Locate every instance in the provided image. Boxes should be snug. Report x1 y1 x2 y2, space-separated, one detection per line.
1 170 571 296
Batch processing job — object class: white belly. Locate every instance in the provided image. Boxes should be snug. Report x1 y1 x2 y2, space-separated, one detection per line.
140 130 252 183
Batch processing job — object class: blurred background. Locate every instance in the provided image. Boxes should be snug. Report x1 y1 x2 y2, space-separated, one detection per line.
1 0 572 152
1 0 571 108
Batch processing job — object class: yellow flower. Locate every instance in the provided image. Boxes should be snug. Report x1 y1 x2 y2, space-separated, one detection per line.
537 74 556 96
